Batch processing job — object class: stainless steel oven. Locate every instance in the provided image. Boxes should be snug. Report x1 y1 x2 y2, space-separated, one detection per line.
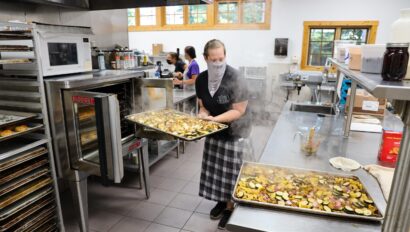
45 70 173 231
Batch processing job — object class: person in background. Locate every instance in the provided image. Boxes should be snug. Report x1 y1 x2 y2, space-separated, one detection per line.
166 51 186 81
195 39 251 230
173 46 200 90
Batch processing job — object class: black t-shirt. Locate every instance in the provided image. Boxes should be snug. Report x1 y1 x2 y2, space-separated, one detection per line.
195 65 251 141
174 60 186 73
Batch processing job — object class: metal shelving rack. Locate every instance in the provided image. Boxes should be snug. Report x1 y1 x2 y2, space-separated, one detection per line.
330 58 410 232
0 22 63 231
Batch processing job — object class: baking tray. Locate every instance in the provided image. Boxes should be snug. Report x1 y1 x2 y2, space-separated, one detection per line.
126 109 228 141
0 123 43 143
0 158 48 185
9 205 55 232
0 45 31 51
0 110 37 129
232 162 384 222
0 58 32 65
0 147 47 172
0 167 49 197
0 195 53 230
36 222 57 232
0 177 52 209
0 187 53 221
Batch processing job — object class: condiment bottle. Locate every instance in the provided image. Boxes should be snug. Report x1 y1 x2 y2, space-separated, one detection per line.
381 43 409 81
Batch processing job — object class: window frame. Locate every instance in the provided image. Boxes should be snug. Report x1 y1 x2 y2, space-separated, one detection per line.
188 4 209 25
128 0 271 32
301 21 379 71
165 5 185 25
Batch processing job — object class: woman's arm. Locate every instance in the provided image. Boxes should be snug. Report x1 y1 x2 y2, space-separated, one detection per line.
181 74 197 85
206 101 248 123
197 99 210 118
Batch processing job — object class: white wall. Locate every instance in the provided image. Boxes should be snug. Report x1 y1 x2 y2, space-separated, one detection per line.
129 0 410 70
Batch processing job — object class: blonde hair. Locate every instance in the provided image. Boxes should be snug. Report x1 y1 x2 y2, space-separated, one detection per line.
203 39 226 58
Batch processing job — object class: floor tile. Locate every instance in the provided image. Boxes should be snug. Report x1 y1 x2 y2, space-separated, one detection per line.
144 223 180 232
156 177 188 192
171 166 199 181
89 194 141 216
180 181 200 196
128 201 166 221
191 171 201 183
88 209 124 232
169 193 202 211
108 217 150 232
183 213 219 232
146 188 178 206
195 199 216 215
154 207 193 228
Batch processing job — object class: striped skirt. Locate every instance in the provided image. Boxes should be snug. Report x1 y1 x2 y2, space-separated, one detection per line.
199 137 251 202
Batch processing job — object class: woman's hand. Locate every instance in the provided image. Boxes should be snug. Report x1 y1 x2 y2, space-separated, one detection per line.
204 116 216 121
173 78 182 85
173 72 183 79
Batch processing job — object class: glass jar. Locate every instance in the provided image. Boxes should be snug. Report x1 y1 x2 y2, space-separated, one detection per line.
381 43 409 81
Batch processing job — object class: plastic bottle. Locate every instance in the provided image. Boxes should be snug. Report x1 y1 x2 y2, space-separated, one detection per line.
115 50 120 70
97 50 106 70
379 111 404 163
392 8 410 79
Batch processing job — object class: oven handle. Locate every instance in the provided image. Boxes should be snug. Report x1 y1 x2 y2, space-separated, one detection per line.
95 94 124 185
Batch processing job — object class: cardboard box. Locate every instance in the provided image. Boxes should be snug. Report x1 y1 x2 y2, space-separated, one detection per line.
346 89 386 117
152 44 163 56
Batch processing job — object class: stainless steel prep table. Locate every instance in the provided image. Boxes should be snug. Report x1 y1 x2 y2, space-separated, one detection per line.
227 101 387 232
173 88 197 105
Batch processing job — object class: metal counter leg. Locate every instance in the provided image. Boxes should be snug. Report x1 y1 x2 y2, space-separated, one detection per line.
383 101 410 232
69 172 89 232
343 80 357 138
176 140 180 158
139 147 150 199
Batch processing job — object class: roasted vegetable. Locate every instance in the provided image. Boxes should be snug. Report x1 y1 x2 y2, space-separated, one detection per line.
129 109 226 140
234 163 380 218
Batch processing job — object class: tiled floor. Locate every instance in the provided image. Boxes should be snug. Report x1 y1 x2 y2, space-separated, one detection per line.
62 125 273 232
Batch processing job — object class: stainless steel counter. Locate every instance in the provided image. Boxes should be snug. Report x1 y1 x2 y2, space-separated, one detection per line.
227 101 387 232
173 89 196 105
45 70 145 88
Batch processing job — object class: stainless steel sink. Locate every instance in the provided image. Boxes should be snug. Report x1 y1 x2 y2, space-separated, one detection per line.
290 103 336 115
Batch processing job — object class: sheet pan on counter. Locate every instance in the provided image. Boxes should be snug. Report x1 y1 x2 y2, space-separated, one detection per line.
233 162 383 222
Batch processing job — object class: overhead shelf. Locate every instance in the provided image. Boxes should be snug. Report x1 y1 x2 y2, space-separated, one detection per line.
329 58 410 101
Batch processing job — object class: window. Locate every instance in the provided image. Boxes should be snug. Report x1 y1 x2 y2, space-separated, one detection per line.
301 21 379 71
340 28 368 44
140 7 156 26
243 1 265 24
189 5 208 24
127 9 136 26
128 0 271 31
217 2 239 24
166 6 184 25
308 29 336 66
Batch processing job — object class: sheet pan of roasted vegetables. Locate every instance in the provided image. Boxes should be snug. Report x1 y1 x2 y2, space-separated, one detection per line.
233 162 383 221
126 109 228 141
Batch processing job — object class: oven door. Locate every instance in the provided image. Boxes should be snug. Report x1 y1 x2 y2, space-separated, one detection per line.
63 90 123 184
38 34 92 76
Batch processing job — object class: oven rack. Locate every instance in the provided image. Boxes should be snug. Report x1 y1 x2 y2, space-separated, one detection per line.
0 21 62 232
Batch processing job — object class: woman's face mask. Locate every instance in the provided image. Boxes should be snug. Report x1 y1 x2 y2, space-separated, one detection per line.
207 60 226 79
166 59 172 65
